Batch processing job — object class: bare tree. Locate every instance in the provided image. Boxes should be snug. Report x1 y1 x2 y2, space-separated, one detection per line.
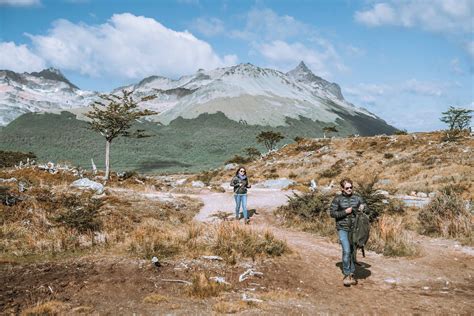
256 131 284 152
85 90 157 179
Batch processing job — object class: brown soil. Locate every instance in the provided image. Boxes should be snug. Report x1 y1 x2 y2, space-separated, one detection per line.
1 189 473 314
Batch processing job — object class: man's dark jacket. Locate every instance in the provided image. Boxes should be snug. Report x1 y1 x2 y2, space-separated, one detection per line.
329 193 366 231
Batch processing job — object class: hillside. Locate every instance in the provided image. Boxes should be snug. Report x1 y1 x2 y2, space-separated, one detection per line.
1 131 473 314
0 110 395 174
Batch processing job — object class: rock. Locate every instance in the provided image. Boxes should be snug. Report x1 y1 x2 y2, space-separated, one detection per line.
376 190 390 196
202 255 223 261
71 178 104 194
191 181 205 188
224 163 238 171
410 191 417 196
377 179 391 185
18 182 27 192
309 179 317 191
416 192 428 198
384 278 397 284
253 178 295 189
428 192 436 198
0 178 17 183
175 178 187 186
396 195 431 208
151 256 161 267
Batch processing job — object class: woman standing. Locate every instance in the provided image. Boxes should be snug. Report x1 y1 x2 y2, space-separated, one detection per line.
230 167 251 223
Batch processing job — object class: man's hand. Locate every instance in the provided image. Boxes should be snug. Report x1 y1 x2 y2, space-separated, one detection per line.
345 207 352 214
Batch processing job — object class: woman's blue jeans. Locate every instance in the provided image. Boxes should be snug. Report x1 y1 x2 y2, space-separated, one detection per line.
338 229 355 276
234 194 248 219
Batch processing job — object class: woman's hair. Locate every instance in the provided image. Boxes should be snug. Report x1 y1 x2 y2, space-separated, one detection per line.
340 178 353 188
235 166 247 176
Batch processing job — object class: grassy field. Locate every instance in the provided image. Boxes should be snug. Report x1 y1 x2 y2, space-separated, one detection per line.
0 110 396 174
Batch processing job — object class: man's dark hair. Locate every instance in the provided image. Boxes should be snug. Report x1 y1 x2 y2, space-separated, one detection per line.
340 178 353 188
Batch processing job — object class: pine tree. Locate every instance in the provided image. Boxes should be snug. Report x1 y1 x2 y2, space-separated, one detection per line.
256 131 284 152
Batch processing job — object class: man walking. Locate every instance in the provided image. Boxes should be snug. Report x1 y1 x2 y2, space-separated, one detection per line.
329 178 366 286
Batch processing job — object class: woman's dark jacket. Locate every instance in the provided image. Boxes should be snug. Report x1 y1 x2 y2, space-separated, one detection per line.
230 176 250 194
329 193 366 231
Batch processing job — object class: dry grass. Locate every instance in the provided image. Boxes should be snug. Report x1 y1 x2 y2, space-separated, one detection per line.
212 300 250 314
418 191 473 245
0 168 203 259
366 215 420 257
21 300 69 316
143 294 169 304
187 272 228 298
211 222 289 264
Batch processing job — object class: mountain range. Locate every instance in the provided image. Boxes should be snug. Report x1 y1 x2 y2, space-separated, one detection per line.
0 62 395 133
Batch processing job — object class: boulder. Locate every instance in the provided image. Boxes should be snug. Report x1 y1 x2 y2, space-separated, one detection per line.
416 192 428 198
71 178 104 194
224 163 238 171
253 178 295 189
191 180 205 188
175 178 187 186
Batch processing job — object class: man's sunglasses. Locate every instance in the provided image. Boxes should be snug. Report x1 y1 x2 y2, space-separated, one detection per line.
344 186 353 190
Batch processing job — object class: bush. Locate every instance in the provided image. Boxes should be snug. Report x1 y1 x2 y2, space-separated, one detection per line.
275 192 335 237
225 155 251 165
366 215 420 257
188 272 227 298
54 196 103 233
356 177 387 220
418 190 472 244
394 129 408 135
384 153 394 159
196 169 219 186
319 159 343 178
212 222 288 263
0 150 36 168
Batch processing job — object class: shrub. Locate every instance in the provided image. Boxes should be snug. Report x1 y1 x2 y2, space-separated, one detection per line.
366 215 420 257
188 272 227 298
53 196 103 233
275 192 335 237
383 153 394 159
21 300 69 316
212 222 288 263
320 160 343 178
244 147 261 160
0 150 36 168
356 176 387 220
196 169 219 186
225 155 250 165
418 191 472 244
394 129 408 135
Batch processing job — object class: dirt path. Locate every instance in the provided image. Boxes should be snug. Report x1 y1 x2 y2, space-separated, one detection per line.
192 188 474 314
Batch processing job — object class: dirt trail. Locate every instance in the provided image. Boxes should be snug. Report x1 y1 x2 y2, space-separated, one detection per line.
192 188 474 314
2 188 473 314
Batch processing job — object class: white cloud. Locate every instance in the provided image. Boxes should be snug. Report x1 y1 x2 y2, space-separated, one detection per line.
450 58 464 75
0 0 40 6
231 8 310 41
257 40 345 78
190 17 225 37
344 83 391 104
403 79 447 96
25 13 237 79
0 42 45 72
355 1 473 34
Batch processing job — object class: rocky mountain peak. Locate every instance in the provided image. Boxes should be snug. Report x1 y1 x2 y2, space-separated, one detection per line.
29 67 78 89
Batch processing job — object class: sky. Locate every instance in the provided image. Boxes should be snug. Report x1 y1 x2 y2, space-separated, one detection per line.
0 0 473 132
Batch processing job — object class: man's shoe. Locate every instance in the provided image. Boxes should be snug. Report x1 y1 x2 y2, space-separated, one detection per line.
349 274 358 285
245 218 250 225
343 275 351 286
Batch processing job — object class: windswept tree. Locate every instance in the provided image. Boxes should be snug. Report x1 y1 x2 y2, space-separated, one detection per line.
85 90 157 179
440 106 472 131
256 130 284 152
322 125 338 139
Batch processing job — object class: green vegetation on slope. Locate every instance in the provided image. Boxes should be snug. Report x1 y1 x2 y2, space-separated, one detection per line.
0 111 396 173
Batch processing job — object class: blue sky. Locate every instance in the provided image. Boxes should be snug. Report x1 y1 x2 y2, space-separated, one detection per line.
0 0 472 131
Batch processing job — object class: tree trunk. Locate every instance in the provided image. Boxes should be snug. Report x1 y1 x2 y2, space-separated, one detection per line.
105 139 111 180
